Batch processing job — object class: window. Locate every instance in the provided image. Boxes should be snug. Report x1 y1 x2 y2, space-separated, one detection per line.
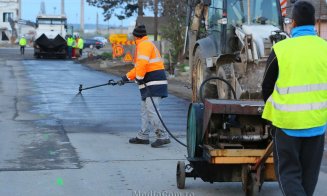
227 0 281 28
3 12 14 22
208 0 223 31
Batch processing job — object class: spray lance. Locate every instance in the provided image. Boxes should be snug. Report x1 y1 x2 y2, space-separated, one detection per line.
78 79 133 94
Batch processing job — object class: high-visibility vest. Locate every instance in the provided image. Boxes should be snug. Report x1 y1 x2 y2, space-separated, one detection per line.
19 38 27 46
72 39 77 48
78 38 84 49
126 36 167 99
67 37 74 46
262 36 327 129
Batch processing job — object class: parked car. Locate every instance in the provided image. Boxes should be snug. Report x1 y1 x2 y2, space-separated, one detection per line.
83 39 104 49
92 36 108 46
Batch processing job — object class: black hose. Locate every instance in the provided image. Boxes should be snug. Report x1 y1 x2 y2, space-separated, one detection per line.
199 77 237 102
144 83 187 147
78 79 187 147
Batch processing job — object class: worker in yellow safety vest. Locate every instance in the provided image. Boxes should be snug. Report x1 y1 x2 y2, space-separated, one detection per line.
77 36 84 56
262 1 327 196
117 25 170 148
19 35 27 55
67 35 74 59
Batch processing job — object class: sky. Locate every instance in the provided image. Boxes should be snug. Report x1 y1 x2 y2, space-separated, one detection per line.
21 0 136 26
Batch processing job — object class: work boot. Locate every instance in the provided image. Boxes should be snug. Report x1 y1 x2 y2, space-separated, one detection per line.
129 137 150 144
151 138 171 148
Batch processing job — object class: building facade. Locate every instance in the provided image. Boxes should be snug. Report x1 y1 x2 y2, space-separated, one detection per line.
0 0 20 42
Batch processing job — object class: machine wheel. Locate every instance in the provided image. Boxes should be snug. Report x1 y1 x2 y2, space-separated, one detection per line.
176 161 186 189
192 48 216 102
187 103 204 158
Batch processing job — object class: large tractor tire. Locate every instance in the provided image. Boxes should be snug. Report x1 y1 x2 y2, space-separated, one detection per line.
192 48 217 102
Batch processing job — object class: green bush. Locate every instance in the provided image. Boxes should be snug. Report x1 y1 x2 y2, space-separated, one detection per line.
101 52 113 60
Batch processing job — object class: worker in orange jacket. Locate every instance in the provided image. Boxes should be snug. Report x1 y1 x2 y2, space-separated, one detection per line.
117 25 170 148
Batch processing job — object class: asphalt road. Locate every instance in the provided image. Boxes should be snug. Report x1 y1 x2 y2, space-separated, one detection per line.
0 47 326 196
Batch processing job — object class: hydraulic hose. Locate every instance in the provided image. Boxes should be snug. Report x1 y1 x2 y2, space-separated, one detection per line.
144 83 187 147
199 77 237 102
78 79 187 147
144 77 236 148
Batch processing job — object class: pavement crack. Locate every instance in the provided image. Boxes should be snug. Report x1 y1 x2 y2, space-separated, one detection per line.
13 96 19 120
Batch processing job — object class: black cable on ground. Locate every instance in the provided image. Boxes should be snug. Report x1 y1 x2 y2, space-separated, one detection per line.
144 83 187 147
78 78 236 148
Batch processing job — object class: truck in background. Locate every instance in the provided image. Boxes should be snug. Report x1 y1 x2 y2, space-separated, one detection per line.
33 15 68 58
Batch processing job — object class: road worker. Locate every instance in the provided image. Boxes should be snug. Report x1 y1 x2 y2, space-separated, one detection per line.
72 35 78 58
262 1 327 196
118 25 170 148
78 36 84 56
67 34 74 59
19 35 27 55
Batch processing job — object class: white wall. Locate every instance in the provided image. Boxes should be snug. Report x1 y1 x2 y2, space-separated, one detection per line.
0 0 19 41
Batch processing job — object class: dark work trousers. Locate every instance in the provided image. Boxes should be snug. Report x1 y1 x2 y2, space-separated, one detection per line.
272 128 325 196
20 46 25 55
67 46 72 59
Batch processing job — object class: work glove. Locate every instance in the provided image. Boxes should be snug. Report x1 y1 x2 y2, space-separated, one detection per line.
135 78 145 85
117 75 129 86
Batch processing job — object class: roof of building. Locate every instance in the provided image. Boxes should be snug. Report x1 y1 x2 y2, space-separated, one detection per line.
135 16 169 35
286 0 327 20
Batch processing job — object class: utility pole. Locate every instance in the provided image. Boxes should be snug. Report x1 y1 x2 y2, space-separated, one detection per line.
138 0 144 16
18 0 21 36
154 0 158 41
96 13 99 34
61 0 65 15
18 0 21 19
40 1 46 15
80 0 84 34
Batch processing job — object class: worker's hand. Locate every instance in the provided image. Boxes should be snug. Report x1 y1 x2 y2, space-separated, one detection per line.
117 75 129 86
116 80 125 86
136 78 145 85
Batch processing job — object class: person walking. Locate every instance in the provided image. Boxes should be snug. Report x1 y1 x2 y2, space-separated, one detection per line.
118 25 170 148
19 35 27 55
261 1 327 196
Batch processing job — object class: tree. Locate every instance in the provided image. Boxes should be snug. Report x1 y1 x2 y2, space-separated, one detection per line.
161 0 187 64
87 0 167 21
86 0 140 20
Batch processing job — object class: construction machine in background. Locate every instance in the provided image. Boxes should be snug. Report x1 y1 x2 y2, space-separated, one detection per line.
187 0 287 101
33 15 68 58
177 0 289 195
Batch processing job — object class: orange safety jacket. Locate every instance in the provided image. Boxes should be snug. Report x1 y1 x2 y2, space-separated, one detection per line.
126 36 167 100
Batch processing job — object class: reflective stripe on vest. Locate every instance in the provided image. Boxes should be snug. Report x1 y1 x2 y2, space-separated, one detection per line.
138 55 150 61
139 80 168 89
137 41 164 64
267 97 327 112
275 83 327 94
262 36 327 129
